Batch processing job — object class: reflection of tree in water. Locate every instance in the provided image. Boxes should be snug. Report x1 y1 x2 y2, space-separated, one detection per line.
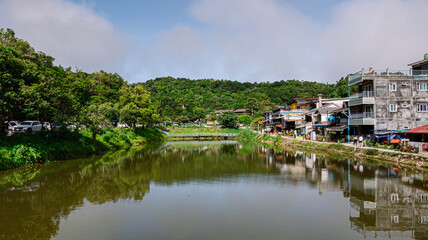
0 148 152 240
0 143 274 239
5 142 426 239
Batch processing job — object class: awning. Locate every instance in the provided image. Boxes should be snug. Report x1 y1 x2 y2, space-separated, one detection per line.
405 124 428 134
286 119 303 122
314 123 331 128
295 125 306 129
326 125 348 132
329 108 348 113
275 125 284 128
258 120 267 123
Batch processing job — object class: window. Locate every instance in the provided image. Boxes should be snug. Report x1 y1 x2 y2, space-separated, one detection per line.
418 104 428 112
418 83 427 91
389 83 397 91
391 193 399 202
391 215 399 223
418 194 428 203
390 104 397 112
421 216 428 224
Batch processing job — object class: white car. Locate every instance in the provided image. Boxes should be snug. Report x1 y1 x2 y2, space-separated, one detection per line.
43 122 52 130
14 121 42 133
4 121 19 134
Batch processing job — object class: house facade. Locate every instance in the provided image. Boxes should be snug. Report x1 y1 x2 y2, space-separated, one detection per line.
348 55 428 135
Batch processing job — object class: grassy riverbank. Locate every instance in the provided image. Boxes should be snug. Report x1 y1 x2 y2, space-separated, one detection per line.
0 127 165 170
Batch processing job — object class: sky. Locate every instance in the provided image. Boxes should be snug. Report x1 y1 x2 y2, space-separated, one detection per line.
0 0 428 83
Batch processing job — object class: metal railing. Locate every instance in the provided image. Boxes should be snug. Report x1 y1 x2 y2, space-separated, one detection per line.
349 91 373 100
412 70 428 76
351 69 428 78
350 112 374 119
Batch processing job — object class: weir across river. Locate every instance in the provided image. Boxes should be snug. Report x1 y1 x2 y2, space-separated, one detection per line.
166 132 238 139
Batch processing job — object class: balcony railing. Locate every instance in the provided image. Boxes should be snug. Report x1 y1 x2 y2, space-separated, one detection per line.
351 69 428 77
413 70 428 75
350 112 374 119
349 91 373 100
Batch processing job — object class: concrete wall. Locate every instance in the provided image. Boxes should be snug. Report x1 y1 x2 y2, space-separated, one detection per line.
372 75 428 130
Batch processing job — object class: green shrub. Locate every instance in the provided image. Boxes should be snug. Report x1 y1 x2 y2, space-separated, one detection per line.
366 149 378 156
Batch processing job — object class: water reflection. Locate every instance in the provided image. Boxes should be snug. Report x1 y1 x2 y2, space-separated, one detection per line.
0 142 428 239
259 146 428 239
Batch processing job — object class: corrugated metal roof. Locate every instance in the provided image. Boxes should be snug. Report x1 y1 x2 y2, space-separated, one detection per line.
405 124 428 134
408 58 428 67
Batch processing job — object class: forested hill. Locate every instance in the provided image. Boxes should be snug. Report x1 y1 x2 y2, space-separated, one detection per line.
141 77 351 121
1 27 352 124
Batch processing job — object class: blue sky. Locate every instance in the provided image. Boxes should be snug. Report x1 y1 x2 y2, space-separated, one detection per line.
1 0 428 83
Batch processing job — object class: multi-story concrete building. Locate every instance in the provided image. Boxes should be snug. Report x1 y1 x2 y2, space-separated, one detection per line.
348 55 428 135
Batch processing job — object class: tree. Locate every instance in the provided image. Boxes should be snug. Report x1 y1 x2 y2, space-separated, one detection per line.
219 112 238 128
99 102 119 126
118 85 159 128
238 115 252 125
84 103 109 140
175 115 189 123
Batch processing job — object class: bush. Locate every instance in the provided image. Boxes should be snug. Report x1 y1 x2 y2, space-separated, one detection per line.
366 149 379 156
0 127 165 170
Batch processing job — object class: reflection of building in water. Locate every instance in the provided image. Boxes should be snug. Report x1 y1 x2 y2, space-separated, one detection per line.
261 146 428 238
349 168 428 239
260 147 348 193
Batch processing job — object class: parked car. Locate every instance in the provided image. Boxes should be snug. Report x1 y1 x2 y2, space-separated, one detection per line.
4 121 19 134
14 121 42 133
43 122 52 130
51 123 62 130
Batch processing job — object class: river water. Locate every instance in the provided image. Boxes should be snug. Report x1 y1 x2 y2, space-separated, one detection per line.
1 141 428 240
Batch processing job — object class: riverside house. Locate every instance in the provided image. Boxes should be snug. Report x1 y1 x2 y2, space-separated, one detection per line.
348 54 428 136
304 95 348 140
264 98 318 133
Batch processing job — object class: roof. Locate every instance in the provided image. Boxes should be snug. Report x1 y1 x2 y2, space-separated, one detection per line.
309 103 341 115
408 58 428 67
289 98 318 104
326 125 348 131
329 107 348 113
233 109 247 113
405 124 428 134
214 110 233 114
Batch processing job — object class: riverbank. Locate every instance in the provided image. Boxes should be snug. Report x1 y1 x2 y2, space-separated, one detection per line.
238 129 428 170
0 127 165 170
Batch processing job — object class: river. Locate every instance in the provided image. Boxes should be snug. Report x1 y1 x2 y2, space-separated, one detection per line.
1 141 428 240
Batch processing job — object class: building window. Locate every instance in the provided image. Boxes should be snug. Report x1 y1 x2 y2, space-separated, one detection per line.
418 83 427 91
391 215 399 223
418 194 428 203
421 216 428 224
389 83 397 91
389 104 397 112
391 193 399 202
418 104 428 112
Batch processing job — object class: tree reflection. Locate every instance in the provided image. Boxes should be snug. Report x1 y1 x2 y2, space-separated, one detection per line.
2 142 428 239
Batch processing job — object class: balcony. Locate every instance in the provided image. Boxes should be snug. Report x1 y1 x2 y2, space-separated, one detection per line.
350 112 374 119
349 68 428 86
350 112 375 125
349 91 374 106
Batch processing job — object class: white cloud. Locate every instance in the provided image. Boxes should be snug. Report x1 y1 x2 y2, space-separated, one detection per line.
137 0 428 83
0 0 126 73
2 0 428 83
320 0 428 80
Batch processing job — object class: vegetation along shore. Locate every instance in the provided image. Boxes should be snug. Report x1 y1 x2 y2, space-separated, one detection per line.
238 129 428 170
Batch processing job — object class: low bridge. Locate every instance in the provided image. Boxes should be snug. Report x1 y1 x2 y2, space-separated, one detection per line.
166 133 238 139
